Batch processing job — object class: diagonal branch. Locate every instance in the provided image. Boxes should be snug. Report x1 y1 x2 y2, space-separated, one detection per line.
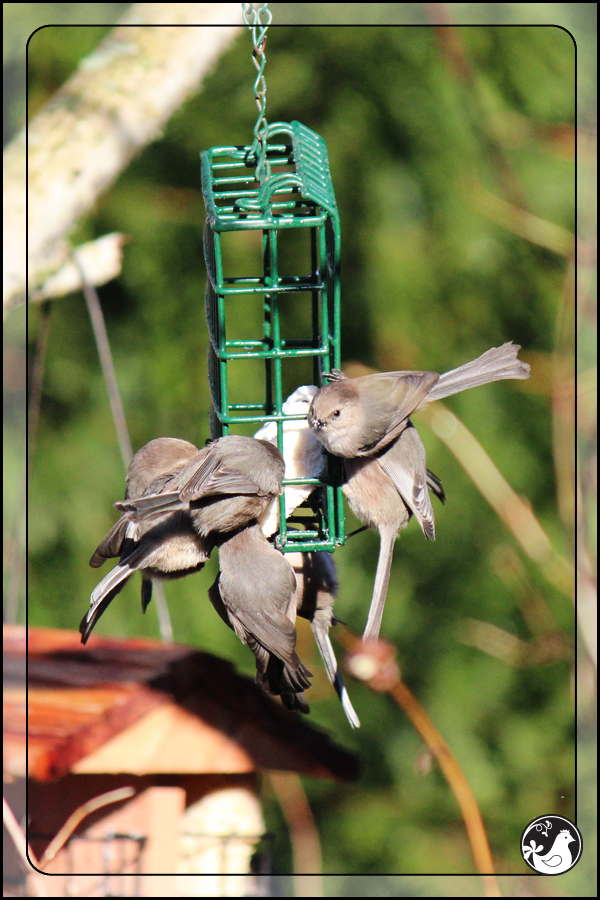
4 2 241 314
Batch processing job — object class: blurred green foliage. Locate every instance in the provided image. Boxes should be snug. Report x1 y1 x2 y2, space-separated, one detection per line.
19 11 581 886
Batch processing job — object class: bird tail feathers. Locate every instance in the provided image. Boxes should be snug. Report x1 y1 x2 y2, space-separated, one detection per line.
424 342 530 404
80 562 136 643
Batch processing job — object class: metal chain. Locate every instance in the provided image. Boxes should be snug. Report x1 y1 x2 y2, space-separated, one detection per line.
241 3 272 177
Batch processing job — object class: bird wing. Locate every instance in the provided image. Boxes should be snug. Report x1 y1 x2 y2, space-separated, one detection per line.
114 455 212 519
114 491 183 518
136 469 189 497
209 574 294 658
113 445 261 518
207 576 236 630
179 449 268 501
359 371 440 454
426 468 446 503
536 854 563 868
218 579 311 692
233 600 299 664
89 516 131 567
376 425 435 540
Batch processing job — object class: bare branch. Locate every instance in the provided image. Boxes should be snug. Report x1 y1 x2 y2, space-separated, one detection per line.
28 233 128 302
4 3 241 314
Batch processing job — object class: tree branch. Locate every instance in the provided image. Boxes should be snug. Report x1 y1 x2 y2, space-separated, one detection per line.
4 2 241 314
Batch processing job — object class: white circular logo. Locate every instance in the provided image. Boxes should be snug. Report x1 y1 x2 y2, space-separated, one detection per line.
521 815 582 875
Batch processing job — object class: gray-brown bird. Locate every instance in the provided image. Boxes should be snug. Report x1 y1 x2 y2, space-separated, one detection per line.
82 435 285 643
81 438 214 643
115 434 285 534
208 522 312 713
308 342 530 641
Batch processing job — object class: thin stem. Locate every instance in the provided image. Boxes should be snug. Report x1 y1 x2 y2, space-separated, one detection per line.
74 252 173 643
341 630 502 896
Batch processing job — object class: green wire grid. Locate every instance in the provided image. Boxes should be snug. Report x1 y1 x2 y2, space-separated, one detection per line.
201 121 345 551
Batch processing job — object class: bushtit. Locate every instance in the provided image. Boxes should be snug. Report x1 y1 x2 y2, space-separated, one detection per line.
82 435 284 643
287 550 360 728
308 342 530 640
208 522 312 713
115 435 285 535
81 438 214 644
253 385 326 536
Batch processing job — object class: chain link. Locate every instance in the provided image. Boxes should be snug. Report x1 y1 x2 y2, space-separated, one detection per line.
241 3 272 177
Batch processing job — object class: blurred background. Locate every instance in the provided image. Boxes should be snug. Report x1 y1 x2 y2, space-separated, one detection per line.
5 3 595 893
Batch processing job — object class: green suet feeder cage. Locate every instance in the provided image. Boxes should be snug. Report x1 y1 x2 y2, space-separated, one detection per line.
200 9 345 552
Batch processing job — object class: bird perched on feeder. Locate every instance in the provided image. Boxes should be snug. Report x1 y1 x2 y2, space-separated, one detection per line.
287 550 360 728
208 521 312 713
253 385 326 537
308 342 531 641
254 388 359 724
82 438 214 643
81 435 285 643
115 434 285 533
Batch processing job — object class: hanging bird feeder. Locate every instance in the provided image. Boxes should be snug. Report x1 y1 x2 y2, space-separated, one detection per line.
201 4 345 552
